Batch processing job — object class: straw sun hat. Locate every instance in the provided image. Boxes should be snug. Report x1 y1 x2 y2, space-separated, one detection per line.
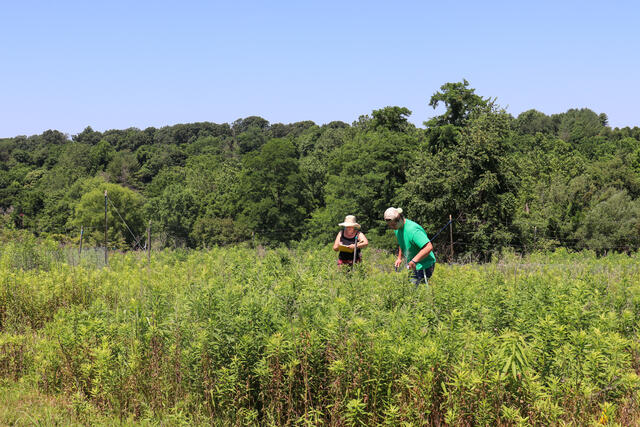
338 215 360 229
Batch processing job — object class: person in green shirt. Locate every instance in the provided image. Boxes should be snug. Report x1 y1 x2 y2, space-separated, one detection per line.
384 207 436 285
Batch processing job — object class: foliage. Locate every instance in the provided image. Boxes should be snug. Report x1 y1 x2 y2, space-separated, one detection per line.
426 79 490 128
401 105 520 257
1 243 640 425
574 189 640 253
371 106 414 132
1 80 639 256
309 128 418 243
68 178 146 249
238 139 310 243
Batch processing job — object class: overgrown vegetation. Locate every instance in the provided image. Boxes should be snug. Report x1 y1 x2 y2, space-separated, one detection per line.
2 80 639 256
3 79 640 424
2 239 640 425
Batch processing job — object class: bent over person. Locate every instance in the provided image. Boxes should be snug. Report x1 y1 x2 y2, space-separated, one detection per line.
333 215 368 266
384 207 436 285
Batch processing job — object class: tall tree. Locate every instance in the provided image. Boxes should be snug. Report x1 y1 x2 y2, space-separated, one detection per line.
425 79 490 152
371 106 413 132
238 139 310 243
401 105 519 257
308 127 418 243
68 178 145 248
514 110 556 135
426 79 489 128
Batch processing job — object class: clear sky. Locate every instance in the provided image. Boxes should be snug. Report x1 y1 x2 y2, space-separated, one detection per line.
2 0 639 138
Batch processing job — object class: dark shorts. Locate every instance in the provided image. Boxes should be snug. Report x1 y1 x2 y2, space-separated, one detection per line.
410 264 435 285
338 257 361 265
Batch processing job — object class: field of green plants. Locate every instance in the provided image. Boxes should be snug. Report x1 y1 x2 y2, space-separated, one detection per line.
2 235 640 425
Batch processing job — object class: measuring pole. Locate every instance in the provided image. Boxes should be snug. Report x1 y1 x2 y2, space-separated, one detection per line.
104 190 108 266
352 233 358 265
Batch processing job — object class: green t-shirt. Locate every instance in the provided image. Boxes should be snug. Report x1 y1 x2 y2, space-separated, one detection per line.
394 218 436 270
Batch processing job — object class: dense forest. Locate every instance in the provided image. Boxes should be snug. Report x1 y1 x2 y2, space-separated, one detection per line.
2 80 640 258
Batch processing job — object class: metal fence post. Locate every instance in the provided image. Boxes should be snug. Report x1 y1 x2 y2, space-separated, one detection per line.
104 190 108 266
79 226 84 264
449 214 454 262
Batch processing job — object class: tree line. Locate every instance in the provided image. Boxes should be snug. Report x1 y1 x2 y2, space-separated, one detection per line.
2 80 640 258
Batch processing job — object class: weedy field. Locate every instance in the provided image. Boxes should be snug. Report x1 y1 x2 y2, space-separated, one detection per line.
1 238 640 426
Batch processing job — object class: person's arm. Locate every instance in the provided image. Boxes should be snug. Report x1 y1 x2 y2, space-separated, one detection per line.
356 232 368 249
395 247 403 268
408 242 433 270
333 232 342 251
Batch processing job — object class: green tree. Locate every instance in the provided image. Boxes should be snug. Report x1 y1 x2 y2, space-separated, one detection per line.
574 189 640 253
89 140 116 173
238 139 309 243
296 124 350 212
145 184 199 247
514 109 556 135
426 79 489 128
236 126 267 154
184 156 244 247
371 106 413 132
106 151 140 188
68 179 145 248
554 108 606 151
144 167 186 199
135 145 186 183
73 126 102 145
425 79 490 152
232 116 270 134
400 106 519 257
308 128 418 244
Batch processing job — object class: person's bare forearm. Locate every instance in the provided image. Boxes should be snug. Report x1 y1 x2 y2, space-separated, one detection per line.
411 242 433 263
394 248 403 268
333 234 341 251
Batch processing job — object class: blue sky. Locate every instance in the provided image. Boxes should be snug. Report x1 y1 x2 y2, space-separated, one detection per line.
2 0 639 137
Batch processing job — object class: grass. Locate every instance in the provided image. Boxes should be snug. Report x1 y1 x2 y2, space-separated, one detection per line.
0 379 101 426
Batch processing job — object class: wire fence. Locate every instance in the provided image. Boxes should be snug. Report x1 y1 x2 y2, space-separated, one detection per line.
0 244 107 271
3 192 639 270
3 223 640 269
8 206 640 258
39 231 640 257
1 235 638 275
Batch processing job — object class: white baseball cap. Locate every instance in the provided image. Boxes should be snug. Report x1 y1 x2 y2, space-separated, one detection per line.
384 207 403 220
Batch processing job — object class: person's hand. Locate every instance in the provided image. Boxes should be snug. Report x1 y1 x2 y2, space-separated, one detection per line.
394 258 402 269
408 259 417 270
348 244 355 249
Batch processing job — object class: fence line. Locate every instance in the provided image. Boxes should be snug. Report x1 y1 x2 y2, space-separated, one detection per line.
4 229 640 255
1 240 638 272
8 223 639 254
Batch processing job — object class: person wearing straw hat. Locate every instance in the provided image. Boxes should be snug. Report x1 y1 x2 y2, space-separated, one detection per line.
384 207 436 285
333 215 369 266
